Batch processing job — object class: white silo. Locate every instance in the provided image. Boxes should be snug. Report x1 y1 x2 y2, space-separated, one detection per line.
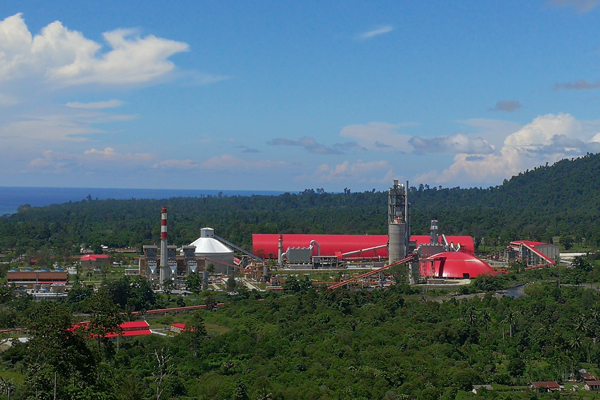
189 228 235 274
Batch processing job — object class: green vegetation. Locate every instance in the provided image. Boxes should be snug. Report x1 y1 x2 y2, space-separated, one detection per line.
3 154 600 398
3 267 600 399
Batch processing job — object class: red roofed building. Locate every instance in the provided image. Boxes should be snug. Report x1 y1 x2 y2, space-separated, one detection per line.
74 320 151 339
252 234 475 260
81 254 111 271
531 382 561 392
585 381 600 391
171 323 192 333
500 241 559 268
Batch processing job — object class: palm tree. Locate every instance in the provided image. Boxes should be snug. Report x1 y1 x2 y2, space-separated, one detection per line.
479 309 492 331
506 309 520 337
464 306 477 327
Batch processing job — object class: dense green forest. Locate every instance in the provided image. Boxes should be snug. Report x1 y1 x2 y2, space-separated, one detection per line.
1 153 600 258
3 268 600 399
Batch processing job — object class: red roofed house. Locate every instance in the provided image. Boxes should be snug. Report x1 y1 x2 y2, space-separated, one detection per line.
73 320 151 339
531 382 561 392
81 254 111 272
581 372 596 381
585 381 600 391
171 323 191 333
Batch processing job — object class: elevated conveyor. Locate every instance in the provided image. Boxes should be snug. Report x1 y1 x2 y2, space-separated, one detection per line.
328 254 415 290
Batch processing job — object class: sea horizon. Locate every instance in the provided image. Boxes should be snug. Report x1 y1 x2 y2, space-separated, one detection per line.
0 186 286 216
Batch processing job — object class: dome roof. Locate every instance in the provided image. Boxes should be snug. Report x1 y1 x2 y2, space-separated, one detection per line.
190 228 233 255
190 237 233 255
424 252 496 279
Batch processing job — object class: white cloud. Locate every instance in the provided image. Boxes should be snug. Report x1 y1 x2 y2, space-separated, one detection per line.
302 160 394 184
417 113 600 185
0 110 136 145
66 100 124 109
28 147 186 174
358 25 394 40
0 13 188 86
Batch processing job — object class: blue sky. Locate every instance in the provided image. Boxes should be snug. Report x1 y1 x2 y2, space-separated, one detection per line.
1 0 600 192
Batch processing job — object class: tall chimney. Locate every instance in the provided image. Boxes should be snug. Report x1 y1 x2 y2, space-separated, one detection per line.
159 206 169 283
277 234 284 265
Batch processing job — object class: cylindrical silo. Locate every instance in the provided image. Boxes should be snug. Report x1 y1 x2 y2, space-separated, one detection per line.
388 222 406 264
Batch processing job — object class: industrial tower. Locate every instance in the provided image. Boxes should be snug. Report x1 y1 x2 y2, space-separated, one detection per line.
159 207 169 283
388 180 410 264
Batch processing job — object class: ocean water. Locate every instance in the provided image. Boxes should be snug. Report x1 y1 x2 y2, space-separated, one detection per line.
0 187 284 216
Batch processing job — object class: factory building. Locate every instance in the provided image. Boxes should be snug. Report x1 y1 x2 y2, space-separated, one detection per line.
498 240 558 267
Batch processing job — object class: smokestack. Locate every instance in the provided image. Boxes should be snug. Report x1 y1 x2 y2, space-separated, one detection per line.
278 234 283 265
160 206 169 283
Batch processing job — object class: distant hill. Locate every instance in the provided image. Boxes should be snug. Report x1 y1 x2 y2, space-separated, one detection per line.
1 153 599 256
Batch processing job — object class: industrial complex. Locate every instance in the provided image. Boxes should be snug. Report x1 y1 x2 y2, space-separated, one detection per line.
130 179 560 291
6 179 561 293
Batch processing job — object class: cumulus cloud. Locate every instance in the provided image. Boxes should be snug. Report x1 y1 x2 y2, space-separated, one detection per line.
489 100 522 112
0 13 188 86
545 0 600 13
268 136 364 155
66 100 124 109
358 25 394 40
302 160 394 184
554 79 600 90
417 113 600 185
339 122 492 155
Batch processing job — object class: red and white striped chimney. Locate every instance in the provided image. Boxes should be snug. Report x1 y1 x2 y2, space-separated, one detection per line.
161 207 168 240
159 207 169 282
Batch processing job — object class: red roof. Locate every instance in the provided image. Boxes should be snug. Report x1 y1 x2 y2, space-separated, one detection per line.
81 254 110 261
511 240 548 247
421 252 496 279
120 321 149 330
171 323 186 329
253 234 388 258
531 382 560 389
253 234 475 259
106 329 152 338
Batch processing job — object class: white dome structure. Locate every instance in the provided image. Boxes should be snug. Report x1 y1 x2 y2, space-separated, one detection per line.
190 228 234 274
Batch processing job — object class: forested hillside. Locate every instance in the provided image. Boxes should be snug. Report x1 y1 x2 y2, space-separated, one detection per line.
3 273 600 399
1 153 600 256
